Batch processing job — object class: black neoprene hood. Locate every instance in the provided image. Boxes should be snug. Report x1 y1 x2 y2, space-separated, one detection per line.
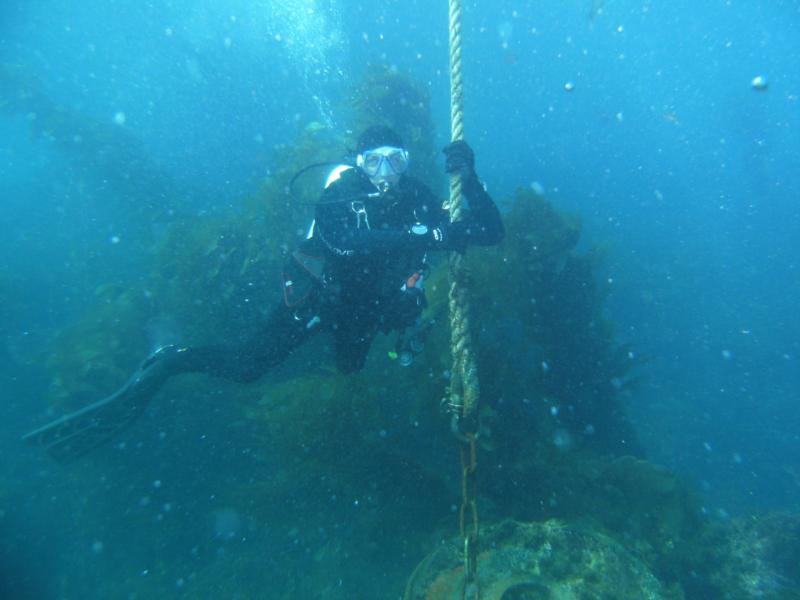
356 125 405 153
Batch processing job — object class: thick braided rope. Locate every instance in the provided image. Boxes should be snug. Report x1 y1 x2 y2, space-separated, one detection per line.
448 0 479 420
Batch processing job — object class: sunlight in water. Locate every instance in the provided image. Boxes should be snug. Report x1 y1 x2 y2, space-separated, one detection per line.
259 0 346 126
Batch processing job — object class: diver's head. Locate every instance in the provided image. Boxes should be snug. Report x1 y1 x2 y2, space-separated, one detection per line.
356 125 409 192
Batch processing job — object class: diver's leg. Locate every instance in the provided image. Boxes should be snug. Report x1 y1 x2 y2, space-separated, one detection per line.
23 301 318 462
181 301 317 382
332 314 378 374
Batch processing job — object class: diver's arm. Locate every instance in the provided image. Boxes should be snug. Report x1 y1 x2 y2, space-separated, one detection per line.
315 214 467 255
314 178 460 255
315 204 473 255
458 172 505 246
441 141 504 246
314 207 417 256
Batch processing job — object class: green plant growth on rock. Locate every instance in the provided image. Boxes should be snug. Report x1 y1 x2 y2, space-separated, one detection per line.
405 519 685 600
681 512 800 600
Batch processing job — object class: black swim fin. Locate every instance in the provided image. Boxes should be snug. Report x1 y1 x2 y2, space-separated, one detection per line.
22 345 186 463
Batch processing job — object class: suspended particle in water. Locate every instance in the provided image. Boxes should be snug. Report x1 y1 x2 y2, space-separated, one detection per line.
564 81 575 92
91 540 104 554
212 508 242 541
498 21 513 44
113 111 126 126
750 75 768 91
552 428 574 451
721 349 732 360
529 181 545 195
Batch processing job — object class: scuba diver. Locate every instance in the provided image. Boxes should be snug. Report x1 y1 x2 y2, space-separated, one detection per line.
24 125 504 462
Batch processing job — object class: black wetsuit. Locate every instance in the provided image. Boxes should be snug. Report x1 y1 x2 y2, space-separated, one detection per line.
180 167 504 380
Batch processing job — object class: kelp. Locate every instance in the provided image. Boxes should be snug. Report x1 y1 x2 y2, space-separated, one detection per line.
423 186 643 458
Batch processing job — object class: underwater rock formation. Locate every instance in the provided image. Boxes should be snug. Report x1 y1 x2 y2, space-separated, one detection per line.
404 519 682 600
696 512 800 599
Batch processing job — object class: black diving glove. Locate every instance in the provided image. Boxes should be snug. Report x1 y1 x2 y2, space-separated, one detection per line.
410 221 468 253
443 140 476 178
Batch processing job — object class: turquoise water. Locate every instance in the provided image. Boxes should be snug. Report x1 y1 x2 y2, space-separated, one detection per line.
1 1 798 598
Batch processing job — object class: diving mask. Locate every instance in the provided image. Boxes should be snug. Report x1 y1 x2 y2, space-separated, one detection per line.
357 146 410 189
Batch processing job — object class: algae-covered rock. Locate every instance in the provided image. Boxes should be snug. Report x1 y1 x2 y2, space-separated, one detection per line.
404 519 683 600
589 456 704 560
705 512 800 600
483 449 707 588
